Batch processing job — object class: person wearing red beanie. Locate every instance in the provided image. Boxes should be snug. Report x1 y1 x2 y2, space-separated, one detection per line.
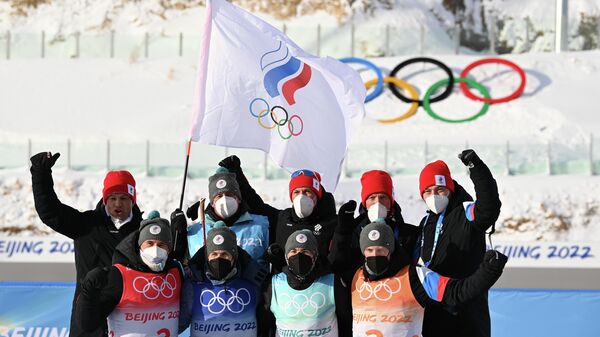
29 151 144 337
416 150 502 337
328 170 420 274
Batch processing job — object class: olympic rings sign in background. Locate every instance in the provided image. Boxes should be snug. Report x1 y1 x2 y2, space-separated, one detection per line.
340 56 527 124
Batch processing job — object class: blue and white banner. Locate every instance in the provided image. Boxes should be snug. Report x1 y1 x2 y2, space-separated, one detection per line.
0 237 74 263
488 241 600 268
0 282 73 337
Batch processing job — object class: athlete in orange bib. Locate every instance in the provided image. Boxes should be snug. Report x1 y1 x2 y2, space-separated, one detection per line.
332 202 507 337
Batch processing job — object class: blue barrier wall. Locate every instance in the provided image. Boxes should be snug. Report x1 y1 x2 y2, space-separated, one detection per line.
1 282 600 337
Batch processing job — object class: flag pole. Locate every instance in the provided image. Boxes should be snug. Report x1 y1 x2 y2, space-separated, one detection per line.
178 139 193 210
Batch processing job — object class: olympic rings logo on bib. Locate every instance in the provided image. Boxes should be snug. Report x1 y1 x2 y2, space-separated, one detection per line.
249 41 310 140
279 292 327 317
340 56 526 124
200 288 252 314
133 274 177 300
355 276 402 301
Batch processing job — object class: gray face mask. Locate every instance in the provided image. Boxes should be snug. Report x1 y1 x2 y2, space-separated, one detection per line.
214 196 239 219
425 195 449 214
293 195 315 218
139 246 168 272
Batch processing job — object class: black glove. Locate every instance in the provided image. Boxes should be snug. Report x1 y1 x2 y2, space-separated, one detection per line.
218 155 242 174
483 250 508 270
337 200 359 233
265 243 285 271
30 152 60 171
170 208 187 230
186 201 201 221
80 267 109 299
458 149 482 168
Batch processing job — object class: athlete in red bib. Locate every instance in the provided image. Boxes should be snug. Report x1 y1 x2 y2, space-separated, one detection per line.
76 215 185 337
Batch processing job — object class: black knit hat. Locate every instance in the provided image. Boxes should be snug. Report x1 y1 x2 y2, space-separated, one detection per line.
285 229 319 258
138 216 172 250
208 168 241 202
359 220 395 255
206 221 238 260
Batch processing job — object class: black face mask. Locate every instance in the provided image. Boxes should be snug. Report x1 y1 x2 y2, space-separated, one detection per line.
208 258 233 280
288 253 314 277
365 256 389 276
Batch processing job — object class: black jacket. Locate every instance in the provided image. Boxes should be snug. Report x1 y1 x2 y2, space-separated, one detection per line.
31 166 142 337
419 161 501 337
328 201 420 273
258 260 352 337
75 231 184 333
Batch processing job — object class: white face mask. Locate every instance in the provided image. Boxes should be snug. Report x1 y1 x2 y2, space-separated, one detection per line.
293 194 315 219
425 195 449 214
214 196 239 219
139 246 168 272
367 203 388 222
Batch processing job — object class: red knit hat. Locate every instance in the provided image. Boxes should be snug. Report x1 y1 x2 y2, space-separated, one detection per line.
102 170 136 204
419 160 455 197
289 169 323 201
360 170 394 206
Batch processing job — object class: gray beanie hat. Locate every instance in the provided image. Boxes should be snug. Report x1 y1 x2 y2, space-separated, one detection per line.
206 221 238 260
359 220 395 255
285 229 319 258
138 216 173 250
208 168 242 203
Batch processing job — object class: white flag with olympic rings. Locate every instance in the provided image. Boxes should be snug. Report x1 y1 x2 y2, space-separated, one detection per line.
189 0 366 192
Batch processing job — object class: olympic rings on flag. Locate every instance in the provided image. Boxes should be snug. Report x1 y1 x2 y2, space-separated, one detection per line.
339 57 384 103
364 77 419 124
249 98 304 139
388 57 454 106
423 77 491 123
459 58 526 104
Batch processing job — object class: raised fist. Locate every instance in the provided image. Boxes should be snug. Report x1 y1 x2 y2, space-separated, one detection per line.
483 250 508 270
458 149 482 168
218 155 242 173
30 152 60 171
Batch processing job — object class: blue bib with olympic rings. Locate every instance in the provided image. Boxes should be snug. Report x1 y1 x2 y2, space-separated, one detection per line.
188 212 270 271
270 272 338 337
190 277 258 337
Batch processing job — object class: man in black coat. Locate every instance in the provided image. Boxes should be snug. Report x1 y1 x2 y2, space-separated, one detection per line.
30 151 143 337
417 150 502 337
328 169 420 273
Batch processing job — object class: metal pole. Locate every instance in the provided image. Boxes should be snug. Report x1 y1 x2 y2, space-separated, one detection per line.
384 140 388 172
67 139 71 170
110 30 115 58
144 32 149 58
385 24 390 56
75 32 80 58
146 140 150 176
41 31 45 58
316 24 321 57
263 152 268 180
283 24 287 35
106 139 111 171
224 147 229 157
5 30 10 60
343 153 349 178
555 0 568 53
454 23 460 54
489 13 496 54
179 32 183 57
419 24 425 55
351 22 355 57
506 140 511 175
424 141 429 164
27 139 32 166
547 141 552 175
590 133 594 175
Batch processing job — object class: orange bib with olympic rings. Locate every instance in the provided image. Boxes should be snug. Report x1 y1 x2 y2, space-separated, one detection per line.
351 266 423 337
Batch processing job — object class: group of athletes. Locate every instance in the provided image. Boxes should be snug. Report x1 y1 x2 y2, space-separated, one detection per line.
29 148 507 337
